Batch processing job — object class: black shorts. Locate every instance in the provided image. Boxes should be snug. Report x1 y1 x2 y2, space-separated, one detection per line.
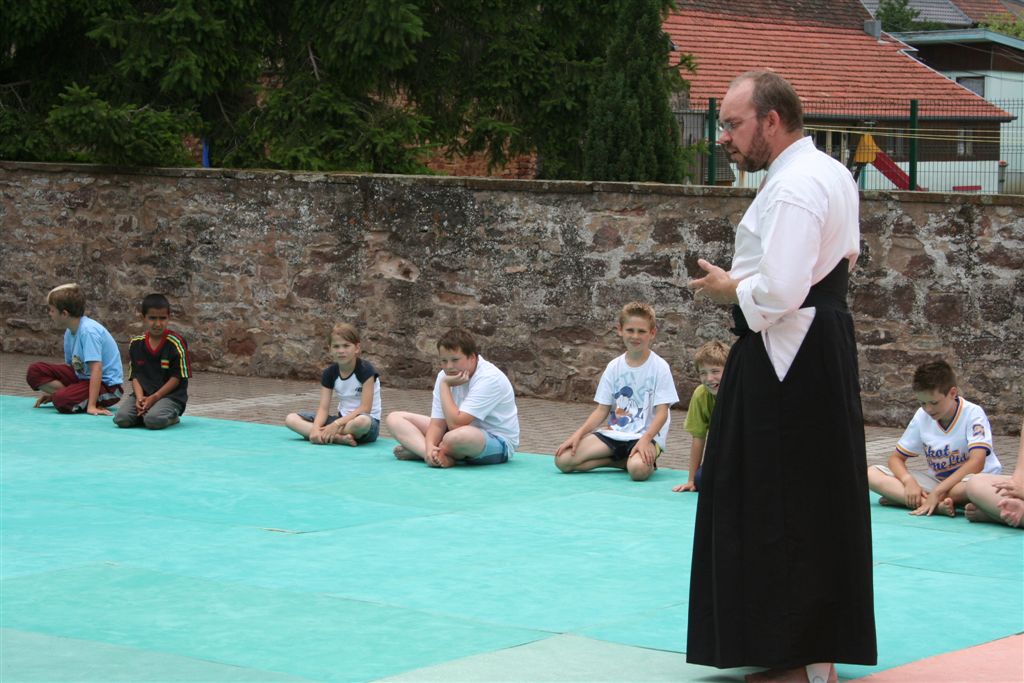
594 433 660 468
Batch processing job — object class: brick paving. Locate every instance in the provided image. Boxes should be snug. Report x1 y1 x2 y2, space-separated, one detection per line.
3 352 1017 474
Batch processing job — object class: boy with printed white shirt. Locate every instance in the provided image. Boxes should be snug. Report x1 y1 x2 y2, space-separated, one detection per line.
869 360 1000 517
555 302 679 481
285 323 382 446
386 327 519 467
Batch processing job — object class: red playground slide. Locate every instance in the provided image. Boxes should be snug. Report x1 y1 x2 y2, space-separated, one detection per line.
853 134 924 190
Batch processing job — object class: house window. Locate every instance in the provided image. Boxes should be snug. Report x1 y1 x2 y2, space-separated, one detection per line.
812 128 847 161
883 130 906 161
957 129 974 157
956 76 985 97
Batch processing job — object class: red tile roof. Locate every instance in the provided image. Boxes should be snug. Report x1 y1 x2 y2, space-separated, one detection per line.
665 8 1013 120
674 0 871 27
949 0 1024 21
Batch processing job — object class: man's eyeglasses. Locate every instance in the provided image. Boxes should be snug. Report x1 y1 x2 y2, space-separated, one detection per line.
717 115 758 136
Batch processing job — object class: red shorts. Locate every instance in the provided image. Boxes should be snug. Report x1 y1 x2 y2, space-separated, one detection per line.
26 362 123 413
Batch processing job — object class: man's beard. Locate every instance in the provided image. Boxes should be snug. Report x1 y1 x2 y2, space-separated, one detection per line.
728 122 771 173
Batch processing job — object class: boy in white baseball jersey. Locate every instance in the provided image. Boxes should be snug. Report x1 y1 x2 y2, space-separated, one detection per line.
555 302 679 482
869 360 1001 516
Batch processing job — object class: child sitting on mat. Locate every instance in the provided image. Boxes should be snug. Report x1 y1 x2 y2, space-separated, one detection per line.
554 301 679 481
965 417 1023 528
26 283 123 415
284 322 382 446
386 327 519 467
868 360 1001 516
673 340 729 493
114 293 191 430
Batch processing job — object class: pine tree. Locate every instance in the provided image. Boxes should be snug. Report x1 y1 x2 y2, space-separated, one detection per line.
582 0 690 183
0 0 695 175
875 0 944 32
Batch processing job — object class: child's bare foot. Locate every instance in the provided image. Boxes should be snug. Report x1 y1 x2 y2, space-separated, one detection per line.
878 497 894 507
333 433 358 446
964 503 993 523
393 445 421 461
939 497 957 517
426 451 456 468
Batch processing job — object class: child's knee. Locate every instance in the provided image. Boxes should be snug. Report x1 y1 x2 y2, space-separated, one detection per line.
143 415 171 429
143 405 180 430
554 453 577 473
440 427 471 449
51 388 80 414
866 465 887 488
966 474 997 495
627 457 654 481
348 414 371 435
25 363 48 390
113 413 137 428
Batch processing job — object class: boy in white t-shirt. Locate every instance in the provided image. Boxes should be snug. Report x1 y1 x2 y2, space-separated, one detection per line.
386 327 519 467
868 360 1001 516
555 302 679 481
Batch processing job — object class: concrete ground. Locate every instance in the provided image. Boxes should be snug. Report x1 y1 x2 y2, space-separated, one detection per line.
3 352 1017 475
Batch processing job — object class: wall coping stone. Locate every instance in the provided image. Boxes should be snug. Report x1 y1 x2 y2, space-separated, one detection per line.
5 160 1021 206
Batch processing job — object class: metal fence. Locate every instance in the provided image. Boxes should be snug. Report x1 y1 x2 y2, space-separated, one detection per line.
677 98 1024 195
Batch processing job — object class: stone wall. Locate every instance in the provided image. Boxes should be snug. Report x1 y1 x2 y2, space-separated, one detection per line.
2 162 1021 433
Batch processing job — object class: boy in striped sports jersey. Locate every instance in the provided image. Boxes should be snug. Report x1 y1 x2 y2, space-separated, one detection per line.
114 293 191 430
868 360 1001 516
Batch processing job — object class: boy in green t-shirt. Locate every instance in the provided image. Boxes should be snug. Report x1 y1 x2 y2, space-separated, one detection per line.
673 341 730 493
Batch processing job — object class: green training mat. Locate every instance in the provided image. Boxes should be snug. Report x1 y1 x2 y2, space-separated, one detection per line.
1 396 1021 681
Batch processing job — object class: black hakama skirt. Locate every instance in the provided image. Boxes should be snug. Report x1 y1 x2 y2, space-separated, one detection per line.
686 301 877 669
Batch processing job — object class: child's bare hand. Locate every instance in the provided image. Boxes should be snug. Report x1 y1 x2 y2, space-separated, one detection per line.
309 427 329 445
673 481 696 493
555 437 578 458
33 395 52 408
903 481 924 509
139 395 157 414
910 491 941 516
994 480 1024 500
86 406 112 416
631 441 657 466
442 370 470 387
997 497 1024 527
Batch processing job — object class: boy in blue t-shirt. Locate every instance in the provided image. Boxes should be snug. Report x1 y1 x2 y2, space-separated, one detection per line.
26 283 123 415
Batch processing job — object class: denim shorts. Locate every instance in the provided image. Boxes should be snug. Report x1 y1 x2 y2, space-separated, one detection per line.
465 431 510 465
298 411 380 444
